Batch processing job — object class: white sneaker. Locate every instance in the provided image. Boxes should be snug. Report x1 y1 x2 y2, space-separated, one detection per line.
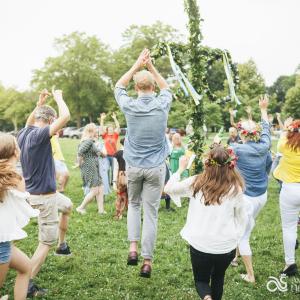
1 295 9 300
76 207 86 215
98 210 107 215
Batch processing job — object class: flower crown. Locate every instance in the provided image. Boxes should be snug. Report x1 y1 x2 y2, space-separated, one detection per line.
237 122 262 142
206 146 238 169
287 123 300 133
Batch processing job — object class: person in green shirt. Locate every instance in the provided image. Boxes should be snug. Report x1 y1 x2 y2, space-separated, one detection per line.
162 133 188 211
170 133 189 178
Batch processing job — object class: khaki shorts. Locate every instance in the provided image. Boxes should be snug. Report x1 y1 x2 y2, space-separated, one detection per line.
28 192 73 246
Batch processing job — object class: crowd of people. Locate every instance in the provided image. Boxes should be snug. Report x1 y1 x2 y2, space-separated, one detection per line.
0 48 299 300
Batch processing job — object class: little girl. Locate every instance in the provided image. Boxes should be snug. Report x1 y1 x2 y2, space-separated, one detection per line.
0 133 39 300
164 144 247 300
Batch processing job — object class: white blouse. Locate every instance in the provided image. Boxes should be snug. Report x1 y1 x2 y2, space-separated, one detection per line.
164 172 248 254
0 189 39 243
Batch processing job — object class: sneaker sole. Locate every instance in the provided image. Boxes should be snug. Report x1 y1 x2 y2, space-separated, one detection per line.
54 252 73 257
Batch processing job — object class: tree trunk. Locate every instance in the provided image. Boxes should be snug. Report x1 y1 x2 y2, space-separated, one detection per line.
76 112 81 128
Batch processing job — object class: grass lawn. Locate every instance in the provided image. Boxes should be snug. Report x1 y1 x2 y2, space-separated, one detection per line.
2 138 300 299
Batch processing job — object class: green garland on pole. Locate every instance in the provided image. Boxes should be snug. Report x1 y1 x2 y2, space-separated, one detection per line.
152 0 239 172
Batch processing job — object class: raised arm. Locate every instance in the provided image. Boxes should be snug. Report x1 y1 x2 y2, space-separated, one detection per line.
229 108 237 128
115 49 149 88
259 95 269 123
49 88 70 137
258 95 271 149
146 56 169 90
26 89 50 126
112 112 120 134
245 106 253 121
276 113 285 130
98 113 106 135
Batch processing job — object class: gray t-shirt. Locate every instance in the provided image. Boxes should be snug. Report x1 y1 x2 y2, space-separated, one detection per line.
114 87 172 168
17 126 56 194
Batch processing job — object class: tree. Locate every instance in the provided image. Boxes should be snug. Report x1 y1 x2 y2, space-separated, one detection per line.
227 60 266 122
111 22 183 83
31 32 113 127
0 88 35 131
168 100 191 129
204 102 223 132
267 74 296 113
283 76 300 118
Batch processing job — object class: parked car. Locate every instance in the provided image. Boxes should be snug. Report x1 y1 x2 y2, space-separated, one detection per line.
69 127 84 139
62 126 77 138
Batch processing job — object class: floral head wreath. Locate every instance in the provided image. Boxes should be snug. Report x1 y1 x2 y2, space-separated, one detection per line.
206 145 238 169
237 122 262 142
287 123 300 133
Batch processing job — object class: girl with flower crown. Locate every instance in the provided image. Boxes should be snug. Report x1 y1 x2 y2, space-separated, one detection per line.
0 133 39 300
231 96 272 283
164 144 247 300
273 119 300 276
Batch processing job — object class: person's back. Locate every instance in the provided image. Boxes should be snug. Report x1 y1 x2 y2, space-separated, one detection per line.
18 126 56 194
114 49 172 278
120 91 171 168
233 140 270 196
164 144 246 300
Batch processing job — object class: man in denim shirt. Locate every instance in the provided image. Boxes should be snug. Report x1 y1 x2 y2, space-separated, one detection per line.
231 96 272 283
114 49 172 278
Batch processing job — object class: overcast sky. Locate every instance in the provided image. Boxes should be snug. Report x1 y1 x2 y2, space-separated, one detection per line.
0 0 299 90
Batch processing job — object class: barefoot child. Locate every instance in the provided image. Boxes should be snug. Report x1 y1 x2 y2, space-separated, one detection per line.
113 138 128 220
0 133 39 300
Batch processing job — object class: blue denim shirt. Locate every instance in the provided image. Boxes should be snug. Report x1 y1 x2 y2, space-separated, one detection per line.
232 120 272 197
114 86 172 168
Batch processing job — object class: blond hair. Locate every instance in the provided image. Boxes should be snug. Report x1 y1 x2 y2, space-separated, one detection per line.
0 133 22 201
133 70 155 91
81 123 97 142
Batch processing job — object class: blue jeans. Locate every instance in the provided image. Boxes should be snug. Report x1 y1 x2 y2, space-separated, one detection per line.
0 241 12 264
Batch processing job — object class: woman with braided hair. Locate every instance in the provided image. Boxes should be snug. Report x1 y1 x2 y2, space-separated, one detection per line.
274 119 300 276
164 144 247 300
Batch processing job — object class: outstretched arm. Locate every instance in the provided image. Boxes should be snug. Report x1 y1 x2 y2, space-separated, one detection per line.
26 89 50 126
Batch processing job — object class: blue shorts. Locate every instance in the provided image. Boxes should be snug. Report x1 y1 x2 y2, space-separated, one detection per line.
0 241 12 264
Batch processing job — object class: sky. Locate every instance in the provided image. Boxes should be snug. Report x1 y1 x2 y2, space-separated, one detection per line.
0 0 299 90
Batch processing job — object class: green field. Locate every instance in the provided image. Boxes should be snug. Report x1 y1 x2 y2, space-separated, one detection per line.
2 138 300 299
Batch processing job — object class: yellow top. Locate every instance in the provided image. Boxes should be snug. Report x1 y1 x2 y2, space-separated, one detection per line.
273 136 300 183
50 135 65 161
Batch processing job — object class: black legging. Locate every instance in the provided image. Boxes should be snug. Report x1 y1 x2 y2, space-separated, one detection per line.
190 246 235 300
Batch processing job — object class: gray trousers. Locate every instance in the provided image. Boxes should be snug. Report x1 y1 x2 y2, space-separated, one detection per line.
127 163 166 260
